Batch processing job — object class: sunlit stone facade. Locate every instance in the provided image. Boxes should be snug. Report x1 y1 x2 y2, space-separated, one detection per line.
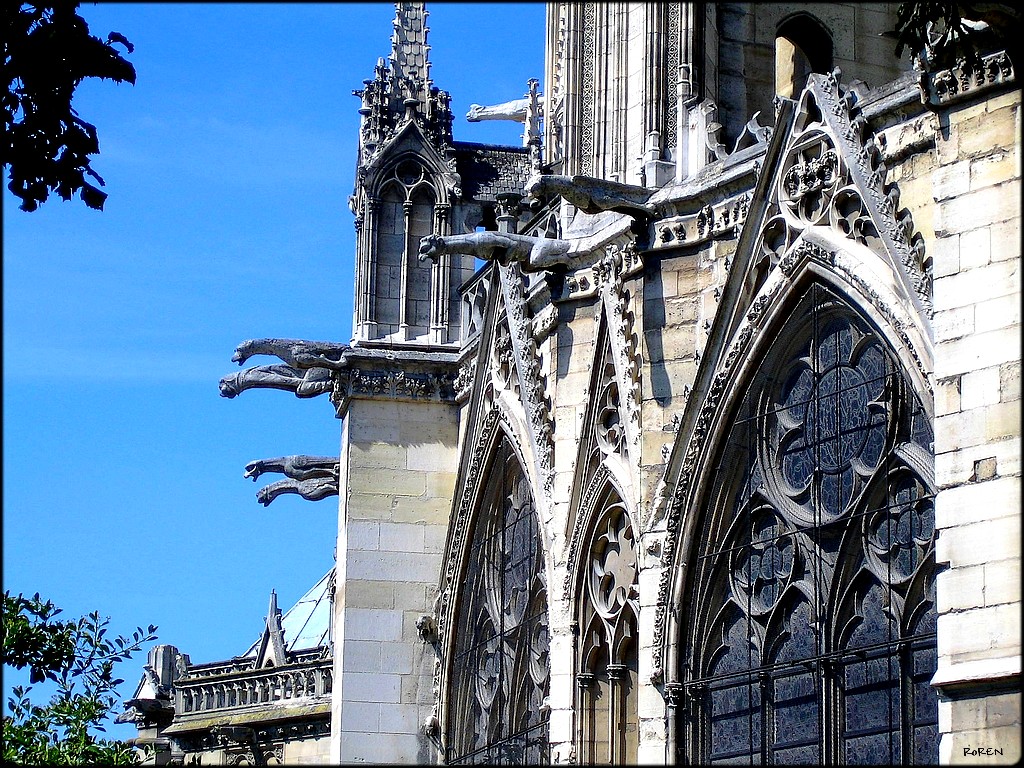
125 3 1020 764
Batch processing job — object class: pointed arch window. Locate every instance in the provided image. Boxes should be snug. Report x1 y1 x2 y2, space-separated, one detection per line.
371 158 437 339
776 14 833 99
576 488 639 764
447 437 549 765
678 284 937 764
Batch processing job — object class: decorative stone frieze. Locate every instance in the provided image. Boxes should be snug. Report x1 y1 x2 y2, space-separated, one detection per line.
922 49 1016 107
652 192 752 250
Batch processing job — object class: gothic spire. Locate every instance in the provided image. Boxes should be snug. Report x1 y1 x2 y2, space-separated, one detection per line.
352 1 452 160
390 2 432 111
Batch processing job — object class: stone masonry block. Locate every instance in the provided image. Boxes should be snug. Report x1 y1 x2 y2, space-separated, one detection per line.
933 305 975 343
349 442 407 470
933 260 1019 311
937 604 1021 658
350 466 425 497
931 233 961 278
345 580 395 610
347 492 396 521
341 671 402 703
959 104 1021 157
345 608 404 642
423 471 456 499
394 580 430 610
935 475 1020 529
390 495 450 525
984 558 1022 607
379 521 425 553
423 524 447 554
959 226 992 270
990 219 1021 263
379 702 419 734
340 701 380 732
935 437 1021 487
944 723 1021 765
1001 361 1021 401
406 441 457 472
348 550 441 584
380 642 415 675
347 520 380 551
936 563 984 614
971 151 1019 191
960 366 1002 411
935 375 962 417
974 294 1021 335
935 512 1020 568
937 185 1021 233
934 326 1020 379
932 162 970 202
341 640 382 672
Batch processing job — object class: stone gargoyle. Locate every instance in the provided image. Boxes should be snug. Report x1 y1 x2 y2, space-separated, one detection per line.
256 476 339 506
524 173 656 219
419 231 599 274
243 454 340 507
219 338 352 399
231 338 351 369
219 364 333 399
244 455 339 482
466 94 545 123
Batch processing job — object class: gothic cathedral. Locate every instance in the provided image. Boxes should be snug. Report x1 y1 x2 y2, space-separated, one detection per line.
122 3 1021 765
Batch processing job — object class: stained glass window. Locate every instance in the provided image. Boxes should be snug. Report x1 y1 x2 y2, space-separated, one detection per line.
678 284 937 764
448 438 549 765
577 490 639 763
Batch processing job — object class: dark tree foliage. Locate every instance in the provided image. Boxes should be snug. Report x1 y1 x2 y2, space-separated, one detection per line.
892 2 1020 68
3 1 135 211
2 591 157 765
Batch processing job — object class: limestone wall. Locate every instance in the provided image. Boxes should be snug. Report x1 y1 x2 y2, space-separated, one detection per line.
927 86 1021 764
331 397 459 763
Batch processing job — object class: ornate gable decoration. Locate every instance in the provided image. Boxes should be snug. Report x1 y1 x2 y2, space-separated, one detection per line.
649 69 938 684
752 69 932 317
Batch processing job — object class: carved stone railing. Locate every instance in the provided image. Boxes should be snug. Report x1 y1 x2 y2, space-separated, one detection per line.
173 658 333 716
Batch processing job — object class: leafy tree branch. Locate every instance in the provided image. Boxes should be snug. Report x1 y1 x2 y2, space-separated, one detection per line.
3 1 135 211
2 591 157 765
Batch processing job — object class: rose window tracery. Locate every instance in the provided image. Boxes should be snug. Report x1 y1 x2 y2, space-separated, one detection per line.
679 286 937 765
773 317 890 521
730 507 795 615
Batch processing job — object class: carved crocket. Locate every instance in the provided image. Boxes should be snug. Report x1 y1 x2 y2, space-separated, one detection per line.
218 364 333 399
524 173 656 219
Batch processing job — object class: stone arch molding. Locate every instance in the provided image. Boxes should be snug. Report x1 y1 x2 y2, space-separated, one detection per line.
360 121 460 205
434 405 553 760
651 230 935 685
645 72 939 686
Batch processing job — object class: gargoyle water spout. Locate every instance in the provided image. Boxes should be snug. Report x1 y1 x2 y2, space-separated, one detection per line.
218 365 333 399
524 173 656 218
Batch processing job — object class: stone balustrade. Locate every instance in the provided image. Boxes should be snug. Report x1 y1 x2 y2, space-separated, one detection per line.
174 659 333 715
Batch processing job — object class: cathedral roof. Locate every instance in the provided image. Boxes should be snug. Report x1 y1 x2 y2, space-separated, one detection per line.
453 141 532 202
242 569 333 658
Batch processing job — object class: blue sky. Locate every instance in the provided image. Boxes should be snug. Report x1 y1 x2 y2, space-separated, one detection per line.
3 1 545 740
